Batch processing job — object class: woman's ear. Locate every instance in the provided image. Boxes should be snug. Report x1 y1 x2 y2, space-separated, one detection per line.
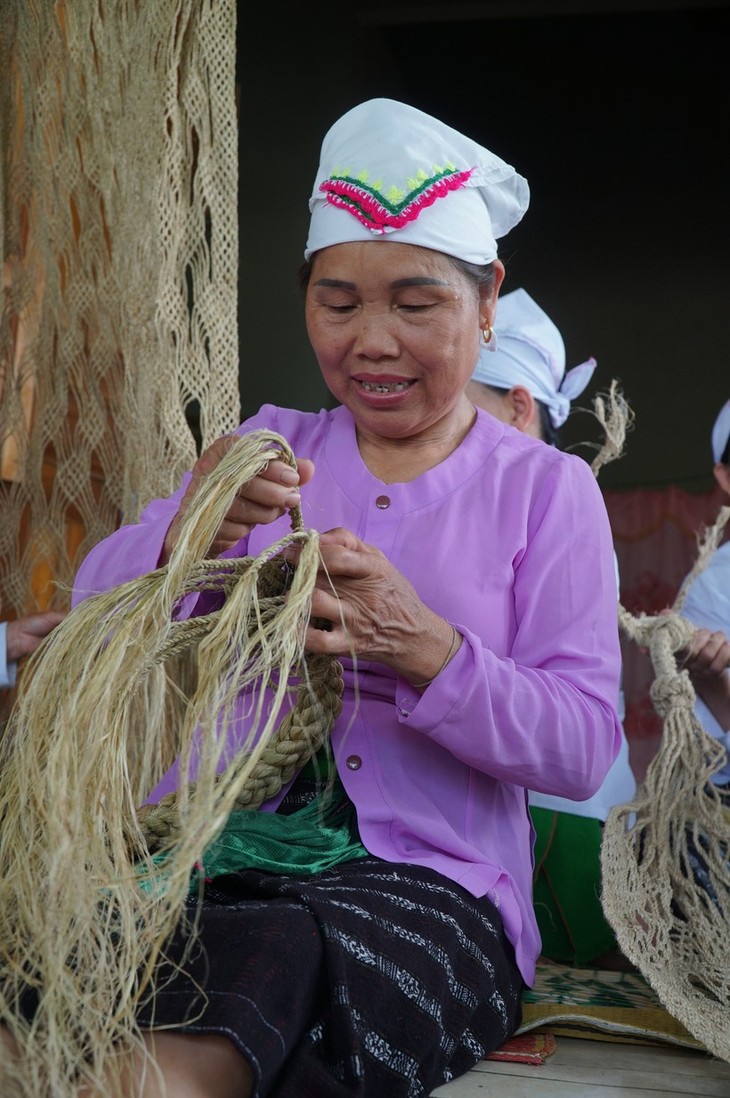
478 260 505 326
508 385 540 437
713 461 730 498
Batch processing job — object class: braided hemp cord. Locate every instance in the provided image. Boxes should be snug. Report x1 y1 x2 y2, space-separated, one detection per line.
133 438 343 853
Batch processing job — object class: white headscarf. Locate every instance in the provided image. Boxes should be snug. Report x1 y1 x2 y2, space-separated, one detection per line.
305 98 529 264
471 288 596 429
711 400 730 463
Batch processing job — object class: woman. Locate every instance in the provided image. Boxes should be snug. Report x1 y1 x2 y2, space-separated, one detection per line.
467 287 637 968
466 285 597 448
679 399 730 769
66 99 622 1097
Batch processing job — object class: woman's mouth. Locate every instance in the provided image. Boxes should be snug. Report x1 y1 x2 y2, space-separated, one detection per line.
357 378 414 394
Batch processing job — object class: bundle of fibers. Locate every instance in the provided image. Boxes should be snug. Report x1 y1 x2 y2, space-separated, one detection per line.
602 505 730 1064
0 429 343 1097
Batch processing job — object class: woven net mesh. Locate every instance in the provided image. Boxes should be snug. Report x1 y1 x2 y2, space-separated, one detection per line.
602 506 730 1064
0 0 240 643
573 385 730 1063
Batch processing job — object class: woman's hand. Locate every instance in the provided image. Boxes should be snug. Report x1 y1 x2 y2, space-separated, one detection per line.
679 627 730 681
5 611 67 661
678 626 730 732
302 527 460 688
161 435 315 564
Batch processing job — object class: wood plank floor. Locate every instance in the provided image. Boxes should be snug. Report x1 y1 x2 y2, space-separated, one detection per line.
431 1036 730 1097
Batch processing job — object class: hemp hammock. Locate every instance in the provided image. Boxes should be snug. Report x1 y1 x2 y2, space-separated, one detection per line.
0 429 343 1098
601 504 730 1064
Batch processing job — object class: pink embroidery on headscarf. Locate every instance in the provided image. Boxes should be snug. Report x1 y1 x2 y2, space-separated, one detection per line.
319 165 475 235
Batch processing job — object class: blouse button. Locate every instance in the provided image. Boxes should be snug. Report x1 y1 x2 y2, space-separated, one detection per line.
345 755 362 771
375 495 391 509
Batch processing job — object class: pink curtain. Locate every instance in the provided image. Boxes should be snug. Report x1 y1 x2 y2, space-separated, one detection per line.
603 484 727 782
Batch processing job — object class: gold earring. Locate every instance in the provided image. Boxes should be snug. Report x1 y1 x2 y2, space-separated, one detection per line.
482 324 493 345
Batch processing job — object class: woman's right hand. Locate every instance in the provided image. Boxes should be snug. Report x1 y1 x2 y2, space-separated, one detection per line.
678 626 730 681
678 625 730 732
161 435 315 563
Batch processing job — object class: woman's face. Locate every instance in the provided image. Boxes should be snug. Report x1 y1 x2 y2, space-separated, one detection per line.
305 241 502 444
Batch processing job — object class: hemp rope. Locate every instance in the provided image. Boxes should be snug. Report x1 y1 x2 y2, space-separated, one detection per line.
119 429 344 855
0 428 343 1098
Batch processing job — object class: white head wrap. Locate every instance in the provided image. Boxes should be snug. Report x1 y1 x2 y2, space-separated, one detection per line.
711 400 730 463
305 98 529 264
471 288 597 429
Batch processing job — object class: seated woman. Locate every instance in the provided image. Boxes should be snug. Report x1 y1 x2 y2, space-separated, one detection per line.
1 99 623 1098
679 398 730 775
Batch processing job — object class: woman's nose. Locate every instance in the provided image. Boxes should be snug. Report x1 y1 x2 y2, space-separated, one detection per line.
352 310 399 358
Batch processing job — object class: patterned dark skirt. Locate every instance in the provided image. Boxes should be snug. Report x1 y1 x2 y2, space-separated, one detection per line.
136 858 524 1097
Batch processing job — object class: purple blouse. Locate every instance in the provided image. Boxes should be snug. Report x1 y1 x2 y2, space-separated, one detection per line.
72 403 623 984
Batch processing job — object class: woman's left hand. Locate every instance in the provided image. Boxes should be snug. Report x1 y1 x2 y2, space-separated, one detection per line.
301 527 459 688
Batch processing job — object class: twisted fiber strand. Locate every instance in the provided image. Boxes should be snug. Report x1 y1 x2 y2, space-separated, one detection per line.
128 453 342 846
589 380 635 478
138 653 343 850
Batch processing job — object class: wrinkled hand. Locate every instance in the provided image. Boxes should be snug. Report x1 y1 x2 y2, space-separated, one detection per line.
162 435 315 563
300 527 458 687
679 627 730 681
5 611 67 662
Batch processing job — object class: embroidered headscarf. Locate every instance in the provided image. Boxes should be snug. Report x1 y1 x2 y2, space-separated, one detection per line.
305 98 529 264
471 288 597 429
711 400 730 464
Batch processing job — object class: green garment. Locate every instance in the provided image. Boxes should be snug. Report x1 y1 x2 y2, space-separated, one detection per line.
531 805 618 966
141 755 369 896
190 779 369 885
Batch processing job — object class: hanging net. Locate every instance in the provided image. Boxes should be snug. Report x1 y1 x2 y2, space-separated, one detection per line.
0 0 240 680
601 505 730 1063
572 383 730 1062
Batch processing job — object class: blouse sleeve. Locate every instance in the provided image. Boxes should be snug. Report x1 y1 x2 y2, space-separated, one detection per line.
399 453 624 803
0 621 17 689
71 480 191 608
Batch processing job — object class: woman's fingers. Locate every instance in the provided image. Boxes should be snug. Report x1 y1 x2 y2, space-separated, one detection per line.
163 448 314 562
684 628 730 679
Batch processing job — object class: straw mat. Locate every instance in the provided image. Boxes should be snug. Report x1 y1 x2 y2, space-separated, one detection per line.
515 961 706 1050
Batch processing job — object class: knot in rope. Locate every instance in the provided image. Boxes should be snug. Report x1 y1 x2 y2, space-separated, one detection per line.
649 669 696 718
652 610 695 658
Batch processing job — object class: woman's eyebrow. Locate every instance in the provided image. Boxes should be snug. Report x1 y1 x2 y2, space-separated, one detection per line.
312 276 448 290
391 277 448 288
313 278 356 289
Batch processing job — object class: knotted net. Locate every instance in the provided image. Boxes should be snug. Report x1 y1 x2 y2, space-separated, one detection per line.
574 383 730 1061
0 0 240 662
601 506 730 1063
